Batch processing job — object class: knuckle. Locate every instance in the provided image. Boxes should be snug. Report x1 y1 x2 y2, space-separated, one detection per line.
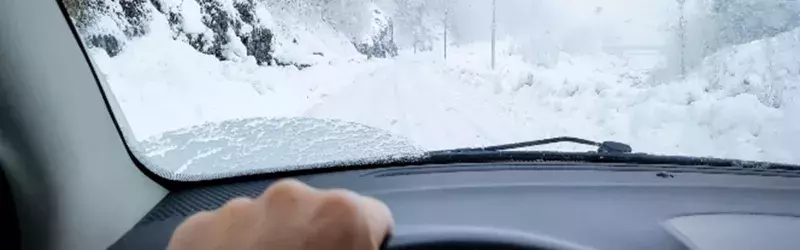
318 189 361 219
227 197 254 206
263 179 308 202
362 195 393 219
168 211 221 249
183 211 216 228
172 211 216 237
220 197 254 214
192 210 216 220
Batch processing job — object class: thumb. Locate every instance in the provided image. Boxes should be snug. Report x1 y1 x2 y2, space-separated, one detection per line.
359 195 394 249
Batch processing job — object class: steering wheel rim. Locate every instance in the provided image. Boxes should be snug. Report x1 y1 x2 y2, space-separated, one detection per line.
384 225 594 250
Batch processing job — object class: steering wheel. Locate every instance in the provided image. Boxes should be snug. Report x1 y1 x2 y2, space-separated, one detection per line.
383 226 593 250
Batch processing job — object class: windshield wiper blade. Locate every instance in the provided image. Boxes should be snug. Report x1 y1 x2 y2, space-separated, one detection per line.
432 136 633 154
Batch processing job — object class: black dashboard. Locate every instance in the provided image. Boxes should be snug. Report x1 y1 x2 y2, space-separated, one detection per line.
109 163 800 250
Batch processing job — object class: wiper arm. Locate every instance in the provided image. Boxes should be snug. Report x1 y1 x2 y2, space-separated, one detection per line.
433 136 633 154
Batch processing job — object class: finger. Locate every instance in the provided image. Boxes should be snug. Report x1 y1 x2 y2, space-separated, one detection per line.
320 189 394 248
258 179 319 208
358 195 394 249
216 197 255 222
167 211 217 250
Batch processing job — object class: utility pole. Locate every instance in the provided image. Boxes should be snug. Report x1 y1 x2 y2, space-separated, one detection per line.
677 0 686 77
444 5 448 60
491 0 496 69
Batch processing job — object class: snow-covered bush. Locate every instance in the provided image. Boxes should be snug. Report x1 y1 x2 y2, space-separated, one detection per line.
512 36 560 68
664 0 800 76
66 0 276 65
710 0 800 48
67 0 405 64
352 4 398 58
64 0 151 56
319 1 398 58
697 26 800 108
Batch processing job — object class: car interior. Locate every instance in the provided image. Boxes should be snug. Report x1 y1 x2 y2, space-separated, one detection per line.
2 0 800 250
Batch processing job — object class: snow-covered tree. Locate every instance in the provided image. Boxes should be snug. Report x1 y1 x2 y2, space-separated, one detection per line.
710 0 800 48
661 0 800 78
320 0 372 41
393 0 450 51
353 3 399 58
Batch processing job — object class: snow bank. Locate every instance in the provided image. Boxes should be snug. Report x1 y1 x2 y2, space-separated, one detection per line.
91 11 364 139
697 27 800 108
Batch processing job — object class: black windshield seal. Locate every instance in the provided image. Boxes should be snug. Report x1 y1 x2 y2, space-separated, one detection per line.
422 151 800 171
165 150 800 189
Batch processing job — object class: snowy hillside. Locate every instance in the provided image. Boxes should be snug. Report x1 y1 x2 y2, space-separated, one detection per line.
66 0 401 68
70 0 800 170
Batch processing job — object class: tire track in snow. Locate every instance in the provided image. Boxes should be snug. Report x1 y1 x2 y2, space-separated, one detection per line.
302 57 524 150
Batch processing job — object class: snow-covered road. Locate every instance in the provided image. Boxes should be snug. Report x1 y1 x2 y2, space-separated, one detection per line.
304 52 528 150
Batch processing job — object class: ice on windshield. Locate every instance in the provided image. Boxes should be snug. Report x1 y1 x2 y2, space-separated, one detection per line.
136 117 422 180
65 0 800 178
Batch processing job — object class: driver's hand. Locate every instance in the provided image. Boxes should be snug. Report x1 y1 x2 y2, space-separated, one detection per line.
167 179 393 250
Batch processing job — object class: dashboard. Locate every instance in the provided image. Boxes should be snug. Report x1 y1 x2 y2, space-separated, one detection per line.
109 163 800 250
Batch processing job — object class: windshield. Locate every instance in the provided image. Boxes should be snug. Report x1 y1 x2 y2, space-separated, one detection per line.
63 0 800 180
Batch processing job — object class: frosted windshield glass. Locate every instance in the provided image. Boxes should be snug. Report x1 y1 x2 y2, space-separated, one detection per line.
63 0 800 179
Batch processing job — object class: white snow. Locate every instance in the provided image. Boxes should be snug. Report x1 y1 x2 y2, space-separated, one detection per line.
83 0 800 174
223 28 248 61
256 1 364 66
177 0 207 34
88 15 126 38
